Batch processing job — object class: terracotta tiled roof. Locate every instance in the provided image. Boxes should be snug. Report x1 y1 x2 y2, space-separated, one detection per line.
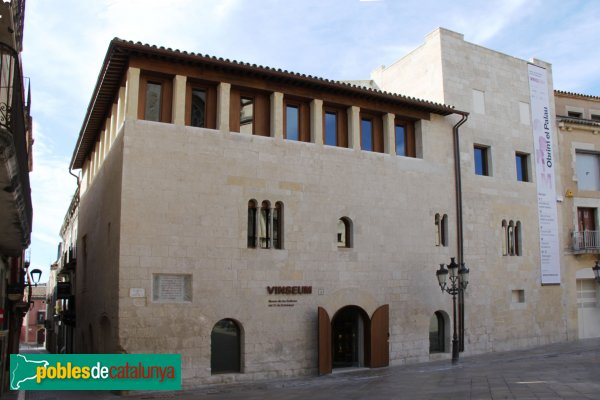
554 90 600 101
71 38 466 169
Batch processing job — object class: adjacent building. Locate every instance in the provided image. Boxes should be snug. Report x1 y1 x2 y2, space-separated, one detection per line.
0 0 33 394
65 28 576 387
554 90 600 339
19 284 46 346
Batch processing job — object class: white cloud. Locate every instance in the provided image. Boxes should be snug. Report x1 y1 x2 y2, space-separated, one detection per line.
28 121 77 279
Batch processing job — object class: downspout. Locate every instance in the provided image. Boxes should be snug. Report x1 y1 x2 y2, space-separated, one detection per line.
452 112 468 263
452 112 468 352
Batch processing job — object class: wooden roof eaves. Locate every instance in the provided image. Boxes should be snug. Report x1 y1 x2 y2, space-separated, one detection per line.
71 38 465 169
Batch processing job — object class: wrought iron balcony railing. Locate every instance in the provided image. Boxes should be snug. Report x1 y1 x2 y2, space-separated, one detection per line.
572 231 600 253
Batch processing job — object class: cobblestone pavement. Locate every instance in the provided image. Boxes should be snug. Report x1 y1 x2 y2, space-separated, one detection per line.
11 338 600 400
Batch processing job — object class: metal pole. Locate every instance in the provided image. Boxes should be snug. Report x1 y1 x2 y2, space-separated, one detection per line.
451 288 459 364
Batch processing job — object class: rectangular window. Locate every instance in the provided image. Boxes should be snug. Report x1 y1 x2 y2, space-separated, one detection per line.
568 111 583 118
186 82 216 129
324 112 337 146
139 74 172 123
361 118 373 151
591 114 600 121
190 89 206 127
576 152 600 191
240 97 254 134
515 153 529 182
474 145 489 176
37 311 45 324
285 105 299 141
284 98 309 142
230 88 270 136
144 82 162 122
395 125 406 156
323 106 348 148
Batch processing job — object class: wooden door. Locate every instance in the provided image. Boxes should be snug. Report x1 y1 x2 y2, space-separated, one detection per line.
370 304 389 368
578 208 596 231
318 307 332 375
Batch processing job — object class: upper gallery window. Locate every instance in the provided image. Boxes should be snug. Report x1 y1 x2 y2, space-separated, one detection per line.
186 83 216 129
395 120 417 157
145 82 162 121
284 98 310 142
230 88 270 136
240 97 254 134
568 111 583 118
360 112 383 153
323 105 348 148
139 74 172 123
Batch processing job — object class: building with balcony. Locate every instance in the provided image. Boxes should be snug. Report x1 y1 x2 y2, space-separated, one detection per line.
555 90 600 339
45 188 78 354
0 0 33 393
68 29 568 387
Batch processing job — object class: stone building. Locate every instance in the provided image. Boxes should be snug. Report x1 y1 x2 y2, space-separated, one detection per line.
554 90 600 339
68 29 568 386
0 0 33 393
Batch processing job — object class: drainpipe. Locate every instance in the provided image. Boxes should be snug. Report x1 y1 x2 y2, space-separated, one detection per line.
452 112 468 352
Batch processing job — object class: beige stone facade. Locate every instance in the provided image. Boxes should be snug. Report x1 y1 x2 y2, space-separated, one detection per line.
69 31 575 387
554 91 600 339
373 28 569 349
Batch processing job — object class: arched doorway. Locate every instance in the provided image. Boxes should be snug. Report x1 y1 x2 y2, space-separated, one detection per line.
429 310 450 353
331 306 369 368
211 319 242 374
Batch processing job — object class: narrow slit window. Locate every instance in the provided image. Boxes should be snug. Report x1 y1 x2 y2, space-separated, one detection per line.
247 200 257 248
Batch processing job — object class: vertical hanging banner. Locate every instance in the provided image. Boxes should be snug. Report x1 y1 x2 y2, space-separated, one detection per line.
528 64 561 285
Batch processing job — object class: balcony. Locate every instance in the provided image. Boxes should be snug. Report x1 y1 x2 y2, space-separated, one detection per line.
61 246 77 271
572 231 600 254
0 16 32 255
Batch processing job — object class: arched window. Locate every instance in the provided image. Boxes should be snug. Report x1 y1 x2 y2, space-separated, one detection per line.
429 311 447 353
273 202 284 249
247 200 257 248
434 214 441 246
515 221 522 256
259 201 271 248
337 217 353 248
441 214 448 247
502 220 507 256
211 319 242 374
508 221 515 256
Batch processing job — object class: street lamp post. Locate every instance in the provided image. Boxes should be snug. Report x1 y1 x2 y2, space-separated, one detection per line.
435 257 469 364
592 261 600 284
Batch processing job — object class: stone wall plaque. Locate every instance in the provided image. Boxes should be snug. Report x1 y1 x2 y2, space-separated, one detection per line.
152 274 192 302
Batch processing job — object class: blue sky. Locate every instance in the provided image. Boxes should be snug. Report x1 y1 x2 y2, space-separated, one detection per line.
21 0 600 281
